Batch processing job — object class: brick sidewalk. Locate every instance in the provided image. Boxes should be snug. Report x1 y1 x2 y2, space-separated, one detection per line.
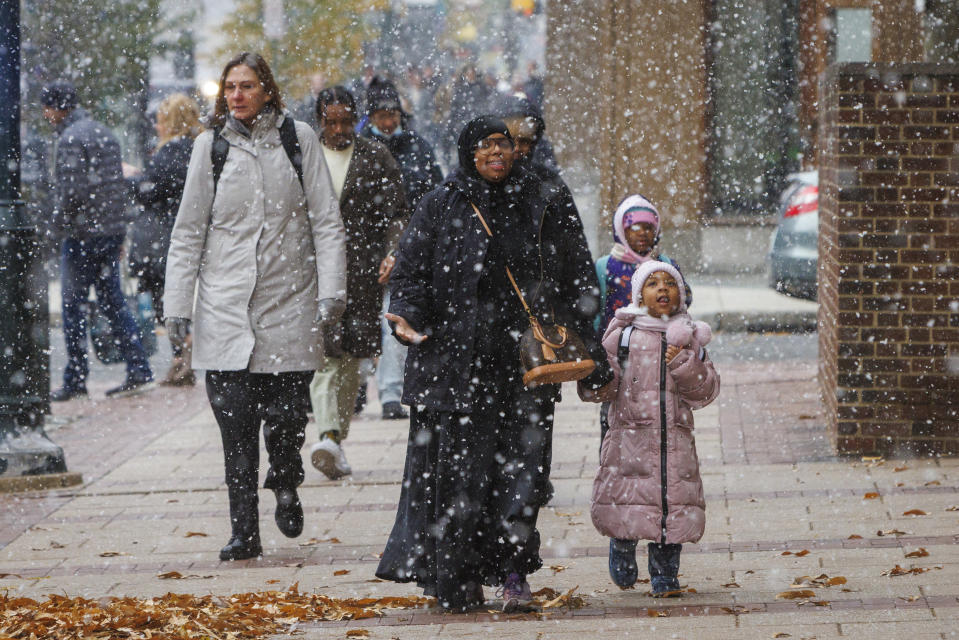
2 356 958 639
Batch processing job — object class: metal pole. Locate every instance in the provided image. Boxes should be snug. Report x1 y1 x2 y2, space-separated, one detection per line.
0 0 66 479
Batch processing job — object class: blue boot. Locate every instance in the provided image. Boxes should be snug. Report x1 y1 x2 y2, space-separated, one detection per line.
608 538 638 588
648 543 683 597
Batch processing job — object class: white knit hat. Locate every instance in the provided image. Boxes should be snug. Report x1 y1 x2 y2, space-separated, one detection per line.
631 260 687 312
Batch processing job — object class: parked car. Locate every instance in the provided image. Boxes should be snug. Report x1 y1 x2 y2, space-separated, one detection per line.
768 170 818 300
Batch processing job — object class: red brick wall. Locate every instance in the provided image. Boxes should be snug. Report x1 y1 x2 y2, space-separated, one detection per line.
819 63 959 457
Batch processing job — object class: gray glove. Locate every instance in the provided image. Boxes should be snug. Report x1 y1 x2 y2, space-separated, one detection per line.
165 317 191 348
317 298 346 327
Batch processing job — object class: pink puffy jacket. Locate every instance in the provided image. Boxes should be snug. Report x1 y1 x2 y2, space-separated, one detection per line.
590 315 720 544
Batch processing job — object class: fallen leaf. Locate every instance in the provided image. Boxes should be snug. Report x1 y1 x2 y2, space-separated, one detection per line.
900 595 921 602
903 509 928 516
877 529 909 537
863 492 880 500
98 551 128 557
721 606 749 614
782 549 811 557
905 548 929 558
266 579 280 584
299 537 342 546
184 531 208 538
798 414 815 420
744 570 755 574
722 582 741 588
157 571 184 579
773 634 792 639
537 585 587 610
791 574 846 588
554 511 582 517
946 505 959 511
685 587 697 593
897 482 905 487
367 578 385 583
924 480 940 486
777 590 816 599
647 609 668 617
881 565 934 577
0 573 22 579
166 498 178 503
346 631 370 638
893 466 909 472
548 565 568 574
333 569 350 576
847 534 863 539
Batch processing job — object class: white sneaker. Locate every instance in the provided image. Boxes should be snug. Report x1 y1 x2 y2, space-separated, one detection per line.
310 438 352 480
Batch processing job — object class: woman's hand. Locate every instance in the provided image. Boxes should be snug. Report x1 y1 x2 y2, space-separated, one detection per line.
378 254 396 284
384 312 427 344
579 379 616 402
665 344 683 364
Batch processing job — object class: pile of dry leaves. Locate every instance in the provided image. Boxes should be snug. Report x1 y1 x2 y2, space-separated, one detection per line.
0 583 432 639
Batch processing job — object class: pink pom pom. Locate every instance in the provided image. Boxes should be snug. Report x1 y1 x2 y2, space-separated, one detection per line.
666 321 693 347
692 321 712 346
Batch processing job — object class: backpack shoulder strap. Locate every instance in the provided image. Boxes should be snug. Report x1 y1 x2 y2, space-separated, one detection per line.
617 325 634 370
210 126 230 195
278 116 304 191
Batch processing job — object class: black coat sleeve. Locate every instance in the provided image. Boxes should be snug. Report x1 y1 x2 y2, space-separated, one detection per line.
388 188 441 343
543 184 615 390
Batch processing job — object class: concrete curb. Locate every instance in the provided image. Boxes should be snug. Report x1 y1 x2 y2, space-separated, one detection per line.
0 471 83 494
700 310 818 333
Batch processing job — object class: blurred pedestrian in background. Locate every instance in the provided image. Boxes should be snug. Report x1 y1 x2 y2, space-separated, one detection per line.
308 86 406 478
361 76 443 420
42 80 154 401
125 93 202 386
164 52 346 561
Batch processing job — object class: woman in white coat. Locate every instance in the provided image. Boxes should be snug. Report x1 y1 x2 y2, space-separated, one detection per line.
164 52 346 561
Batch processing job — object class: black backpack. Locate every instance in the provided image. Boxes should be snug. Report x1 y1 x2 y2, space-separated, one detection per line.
211 116 304 193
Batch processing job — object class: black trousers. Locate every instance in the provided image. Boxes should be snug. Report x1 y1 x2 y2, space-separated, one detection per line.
206 370 312 535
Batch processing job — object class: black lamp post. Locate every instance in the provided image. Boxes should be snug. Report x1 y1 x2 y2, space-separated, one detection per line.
0 0 66 478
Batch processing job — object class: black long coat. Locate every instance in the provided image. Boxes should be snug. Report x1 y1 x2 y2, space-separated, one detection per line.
128 135 194 271
389 166 613 413
337 135 407 358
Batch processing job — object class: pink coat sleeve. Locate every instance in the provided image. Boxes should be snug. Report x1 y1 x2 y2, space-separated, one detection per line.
667 346 720 409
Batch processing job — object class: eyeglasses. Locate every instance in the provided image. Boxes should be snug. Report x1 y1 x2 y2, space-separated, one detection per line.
475 137 515 153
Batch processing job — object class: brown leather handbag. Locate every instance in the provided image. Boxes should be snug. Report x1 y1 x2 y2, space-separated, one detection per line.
470 203 596 387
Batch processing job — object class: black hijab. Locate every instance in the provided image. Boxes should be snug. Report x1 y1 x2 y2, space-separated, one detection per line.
454 116 538 308
457 115 513 177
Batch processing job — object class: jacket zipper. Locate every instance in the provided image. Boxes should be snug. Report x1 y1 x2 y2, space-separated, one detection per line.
659 333 668 544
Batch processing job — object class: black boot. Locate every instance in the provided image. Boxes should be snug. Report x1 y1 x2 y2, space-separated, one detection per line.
273 488 303 538
220 489 262 561
220 533 262 561
648 542 682 596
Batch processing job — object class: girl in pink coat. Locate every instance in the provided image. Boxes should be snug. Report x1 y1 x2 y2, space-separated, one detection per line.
588 260 719 596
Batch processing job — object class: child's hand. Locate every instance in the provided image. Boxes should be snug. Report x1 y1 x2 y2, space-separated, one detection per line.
665 344 684 363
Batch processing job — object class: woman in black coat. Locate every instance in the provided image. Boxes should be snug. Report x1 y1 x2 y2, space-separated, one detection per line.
127 94 201 385
376 116 613 613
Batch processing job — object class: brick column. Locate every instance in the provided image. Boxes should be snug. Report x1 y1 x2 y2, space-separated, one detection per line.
819 63 959 456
